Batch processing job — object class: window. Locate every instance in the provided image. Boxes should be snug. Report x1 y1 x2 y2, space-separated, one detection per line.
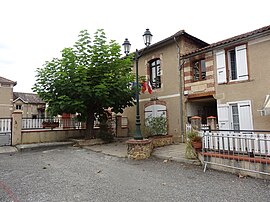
228 49 237 80
230 104 240 130
193 59 206 81
149 59 161 89
144 104 166 125
216 44 248 83
16 105 22 110
217 100 253 131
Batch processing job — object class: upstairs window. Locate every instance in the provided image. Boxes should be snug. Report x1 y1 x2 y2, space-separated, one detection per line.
193 59 206 81
150 59 161 89
216 44 248 84
16 104 22 110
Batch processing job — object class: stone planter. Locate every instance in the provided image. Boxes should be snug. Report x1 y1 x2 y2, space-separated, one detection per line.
150 135 173 148
126 139 152 160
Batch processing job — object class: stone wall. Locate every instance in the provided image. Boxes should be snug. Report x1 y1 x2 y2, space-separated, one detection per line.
127 139 152 160
21 129 85 144
150 135 173 148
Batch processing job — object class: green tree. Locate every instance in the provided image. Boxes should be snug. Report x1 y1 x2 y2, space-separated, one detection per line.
33 29 135 138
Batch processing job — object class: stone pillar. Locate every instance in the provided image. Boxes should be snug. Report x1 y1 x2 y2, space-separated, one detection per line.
191 116 201 131
116 115 122 137
12 110 23 145
126 139 152 160
207 116 217 131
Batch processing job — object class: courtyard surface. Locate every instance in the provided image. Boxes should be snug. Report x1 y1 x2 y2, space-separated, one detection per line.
0 146 269 202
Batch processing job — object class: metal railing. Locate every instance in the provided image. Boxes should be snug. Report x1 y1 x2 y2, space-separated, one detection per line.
0 118 12 132
22 118 85 130
201 130 270 176
0 118 12 146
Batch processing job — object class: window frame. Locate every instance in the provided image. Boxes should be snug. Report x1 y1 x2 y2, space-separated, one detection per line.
16 104 22 110
192 58 206 82
149 59 161 89
216 44 249 84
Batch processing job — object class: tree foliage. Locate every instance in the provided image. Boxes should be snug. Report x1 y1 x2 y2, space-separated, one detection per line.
33 29 135 138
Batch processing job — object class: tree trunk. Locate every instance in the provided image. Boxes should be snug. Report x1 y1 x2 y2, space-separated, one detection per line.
85 112 95 139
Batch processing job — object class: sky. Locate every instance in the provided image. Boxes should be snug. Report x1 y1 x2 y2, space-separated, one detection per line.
1 0 270 93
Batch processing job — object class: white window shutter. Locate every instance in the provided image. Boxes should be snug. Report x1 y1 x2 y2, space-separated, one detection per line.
144 106 154 125
238 101 253 130
217 104 230 130
216 50 227 84
236 45 248 81
155 105 166 117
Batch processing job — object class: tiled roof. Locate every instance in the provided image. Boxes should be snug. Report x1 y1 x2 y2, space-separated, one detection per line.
182 24 270 58
13 92 45 104
0 76 16 85
140 30 209 54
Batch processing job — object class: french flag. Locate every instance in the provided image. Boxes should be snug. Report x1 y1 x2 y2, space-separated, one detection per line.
141 81 147 93
147 80 152 94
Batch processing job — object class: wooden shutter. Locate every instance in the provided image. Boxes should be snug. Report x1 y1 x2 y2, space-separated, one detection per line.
217 104 230 130
238 101 253 130
236 45 248 81
216 50 227 84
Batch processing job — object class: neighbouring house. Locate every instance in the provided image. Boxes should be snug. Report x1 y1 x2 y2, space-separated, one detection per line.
0 76 17 118
13 92 46 118
182 25 270 131
122 30 208 143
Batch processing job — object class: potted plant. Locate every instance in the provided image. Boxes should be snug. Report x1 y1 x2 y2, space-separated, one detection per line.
187 131 202 151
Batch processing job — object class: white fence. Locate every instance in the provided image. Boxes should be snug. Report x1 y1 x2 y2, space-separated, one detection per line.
0 118 12 146
186 123 210 132
0 118 11 132
201 130 270 176
22 118 85 129
201 131 270 156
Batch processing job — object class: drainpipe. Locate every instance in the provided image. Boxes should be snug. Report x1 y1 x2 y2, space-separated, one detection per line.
174 37 185 143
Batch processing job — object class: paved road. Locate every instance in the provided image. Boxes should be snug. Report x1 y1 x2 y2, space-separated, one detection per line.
0 146 269 202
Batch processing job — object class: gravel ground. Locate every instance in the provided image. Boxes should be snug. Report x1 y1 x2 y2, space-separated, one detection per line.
0 146 269 202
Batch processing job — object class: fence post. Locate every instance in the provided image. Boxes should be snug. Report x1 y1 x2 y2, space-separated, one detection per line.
116 115 122 137
207 116 217 131
12 110 23 145
191 116 201 131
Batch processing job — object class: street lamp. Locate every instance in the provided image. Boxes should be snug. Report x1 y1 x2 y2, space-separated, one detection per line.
123 29 153 140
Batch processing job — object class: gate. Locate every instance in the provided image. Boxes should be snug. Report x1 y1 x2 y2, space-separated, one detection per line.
0 118 12 146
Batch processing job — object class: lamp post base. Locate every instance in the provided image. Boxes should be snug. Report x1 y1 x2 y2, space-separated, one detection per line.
126 139 152 160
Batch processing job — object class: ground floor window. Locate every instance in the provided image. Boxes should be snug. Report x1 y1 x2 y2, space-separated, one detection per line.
217 100 253 131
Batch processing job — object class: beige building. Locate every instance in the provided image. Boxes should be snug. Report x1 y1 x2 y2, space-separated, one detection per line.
0 76 17 118
13 92 45 118
182 25 270 131
123 30 208 143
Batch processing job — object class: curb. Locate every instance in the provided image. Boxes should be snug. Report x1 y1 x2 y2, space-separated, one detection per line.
0 146 18 154
16 141 75 152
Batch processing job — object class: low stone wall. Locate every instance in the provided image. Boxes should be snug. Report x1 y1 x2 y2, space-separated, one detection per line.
150 135 173 148
21 129 85 144
126 139 152 160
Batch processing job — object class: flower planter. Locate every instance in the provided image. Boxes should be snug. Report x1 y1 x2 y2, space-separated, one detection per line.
191 141 202 151
150 135 173 148
42 122 59 129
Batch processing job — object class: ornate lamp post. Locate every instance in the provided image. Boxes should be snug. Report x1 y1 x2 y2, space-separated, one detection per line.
123 29 152 140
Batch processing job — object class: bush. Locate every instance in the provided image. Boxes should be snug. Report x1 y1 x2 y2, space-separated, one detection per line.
97 122 114 143
186 131 201 142
145 115 167 137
